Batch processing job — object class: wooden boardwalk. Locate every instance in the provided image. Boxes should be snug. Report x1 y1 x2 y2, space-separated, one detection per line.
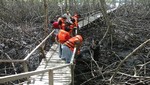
23 7 118 85
78 7 117 28
25 44 71 85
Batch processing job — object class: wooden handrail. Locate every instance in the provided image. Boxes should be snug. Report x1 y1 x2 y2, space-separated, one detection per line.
0 30 55 79
0 60 25 63
0 30 55 63
0 45 78 84
0 64 70 84
24 30 55 61
78 7 118 28
70 47 77 64
69 47 78 85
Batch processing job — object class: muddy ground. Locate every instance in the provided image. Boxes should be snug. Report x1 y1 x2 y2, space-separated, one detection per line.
75 4 150 85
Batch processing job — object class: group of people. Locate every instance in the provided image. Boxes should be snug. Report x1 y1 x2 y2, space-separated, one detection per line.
50 11 83 63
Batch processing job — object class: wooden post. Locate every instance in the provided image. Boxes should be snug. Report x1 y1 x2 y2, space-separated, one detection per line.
49 70 53 85
23 61 30 83
39 46 46 58
70 46 79 85
23 61 28 72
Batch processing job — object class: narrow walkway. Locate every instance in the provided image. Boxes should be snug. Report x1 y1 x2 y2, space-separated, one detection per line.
78 7 117 28
27 44 71 85
25 7 118 85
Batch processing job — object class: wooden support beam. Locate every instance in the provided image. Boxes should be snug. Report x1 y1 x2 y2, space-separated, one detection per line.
49 70 53 85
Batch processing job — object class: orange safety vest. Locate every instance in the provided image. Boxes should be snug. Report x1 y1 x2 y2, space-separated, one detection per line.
57 29 70 44
64 36 83 53
74 19 78 27
58 18 66 29
72 16 78 27
61 23 66 30
69 24 74 34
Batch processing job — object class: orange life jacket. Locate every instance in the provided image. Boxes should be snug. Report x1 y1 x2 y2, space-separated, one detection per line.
72 16 78 27
58 18 66 29
64 35 83 53
69 24 74 34
57 29 71 44
74 19 78 27
61 23 66 30
58 17 65 23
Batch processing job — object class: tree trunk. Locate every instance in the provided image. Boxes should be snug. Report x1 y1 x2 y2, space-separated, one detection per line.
43 0 48 51
65 0 68 11
44 0 48 36
99 0 113 48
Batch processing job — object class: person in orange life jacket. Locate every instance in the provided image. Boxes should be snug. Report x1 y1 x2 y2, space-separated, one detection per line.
72 13 81 27
61 35 83 63
71 13 81 35
58 15 67 29
56 27 71 58
70 18 76 36
69 24 75 36
56 27 71 44
64 22 74 36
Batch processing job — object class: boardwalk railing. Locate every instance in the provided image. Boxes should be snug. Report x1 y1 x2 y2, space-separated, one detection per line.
0 47 78 85
0 28 78 85
79 7 117 27
0 30 55 72
0 64 70 85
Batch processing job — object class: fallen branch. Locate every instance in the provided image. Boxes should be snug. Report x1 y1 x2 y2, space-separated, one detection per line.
89 48 105 79
110 39 150 84
117 71 150 79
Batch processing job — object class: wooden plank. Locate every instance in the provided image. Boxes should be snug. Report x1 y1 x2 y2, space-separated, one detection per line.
0 60 25 63
78 7 117 28
29 43 71 85
49 70 53 85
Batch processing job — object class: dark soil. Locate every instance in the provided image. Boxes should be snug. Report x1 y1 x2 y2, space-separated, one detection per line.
0 23 46 75
75 4 150 85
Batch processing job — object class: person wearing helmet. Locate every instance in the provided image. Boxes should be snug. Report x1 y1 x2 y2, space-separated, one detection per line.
61 35 83 63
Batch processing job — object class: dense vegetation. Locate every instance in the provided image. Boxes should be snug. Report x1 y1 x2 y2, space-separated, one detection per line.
0 0 150 85
75 4 150 85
